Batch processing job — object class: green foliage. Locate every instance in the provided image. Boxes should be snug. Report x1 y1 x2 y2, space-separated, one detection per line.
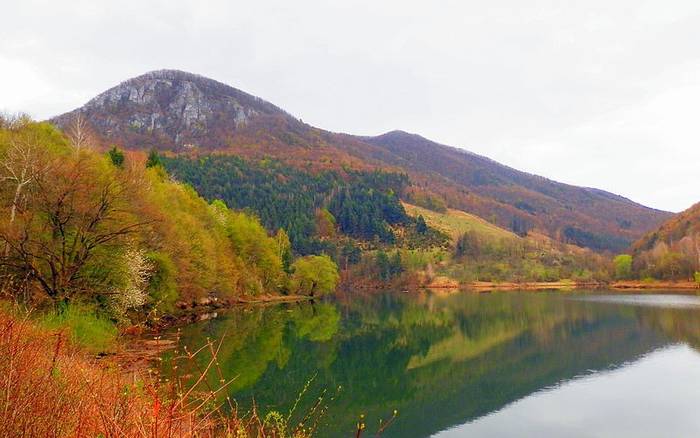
0 123 139 302
137 168 287 301
146 251 178 312
146 149 162 168
613 254 633 280
376 250 404 281
416 215 428 234
161 155 411 251
38 304 117 353
107 146 125 167
448 229 611 283
340 242 362 267
315 208 336 238
224 210 285 293
329 184 407 243
275 228 294 273
291 303 341 342
289 255 339 297
695 272 700 285
563 226 630 253
408 190 448 213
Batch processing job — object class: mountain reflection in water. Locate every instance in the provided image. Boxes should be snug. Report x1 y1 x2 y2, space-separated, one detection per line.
163 291 700 437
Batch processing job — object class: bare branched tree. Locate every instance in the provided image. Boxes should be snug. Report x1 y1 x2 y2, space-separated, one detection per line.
66 113 91 150
0 112 32 131
0 132 49 229
0 154 148 301
0 123 52 295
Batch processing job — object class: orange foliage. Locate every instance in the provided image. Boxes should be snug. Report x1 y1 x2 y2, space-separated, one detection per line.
0 309 311 437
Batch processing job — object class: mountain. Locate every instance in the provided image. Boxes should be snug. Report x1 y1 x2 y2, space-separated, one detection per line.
51 69 672 251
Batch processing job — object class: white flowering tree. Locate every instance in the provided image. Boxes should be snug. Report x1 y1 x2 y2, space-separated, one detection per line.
109 248 153 320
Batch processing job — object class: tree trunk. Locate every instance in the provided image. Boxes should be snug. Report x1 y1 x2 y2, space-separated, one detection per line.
4 184 22 258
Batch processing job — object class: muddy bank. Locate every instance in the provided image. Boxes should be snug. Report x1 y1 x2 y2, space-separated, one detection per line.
426 279 699 292
439 280 699 292
466 280 594 291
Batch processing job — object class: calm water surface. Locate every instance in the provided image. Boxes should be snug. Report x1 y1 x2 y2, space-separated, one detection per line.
163 291 700 437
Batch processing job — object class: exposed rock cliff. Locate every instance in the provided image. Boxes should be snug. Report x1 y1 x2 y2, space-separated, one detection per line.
52 69 291 149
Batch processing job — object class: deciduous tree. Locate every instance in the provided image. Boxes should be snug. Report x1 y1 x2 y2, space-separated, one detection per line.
288 255 339 297
613 254 633 280
0 152 145 301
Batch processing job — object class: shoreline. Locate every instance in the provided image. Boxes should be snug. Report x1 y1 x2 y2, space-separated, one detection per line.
127 281 700 333
609 280 699 290
114 293 314 372
453 280 700 292
145 293 314 331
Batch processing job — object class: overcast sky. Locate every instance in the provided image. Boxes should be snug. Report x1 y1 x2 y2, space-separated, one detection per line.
1 1 698 212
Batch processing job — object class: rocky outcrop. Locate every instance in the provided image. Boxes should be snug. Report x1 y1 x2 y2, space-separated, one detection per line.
51 69 291 150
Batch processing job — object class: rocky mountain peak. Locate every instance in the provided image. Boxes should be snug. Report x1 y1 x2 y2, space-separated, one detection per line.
52 69 289 149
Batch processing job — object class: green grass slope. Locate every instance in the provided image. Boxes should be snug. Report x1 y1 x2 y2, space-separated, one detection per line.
403 202 517 242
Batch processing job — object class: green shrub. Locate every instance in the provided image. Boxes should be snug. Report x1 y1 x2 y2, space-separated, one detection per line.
107 146 125 167
289 255 339 297
613 254 633 280
39 304 117 353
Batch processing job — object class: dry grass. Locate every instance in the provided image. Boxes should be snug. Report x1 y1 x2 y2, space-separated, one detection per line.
0 309 315 438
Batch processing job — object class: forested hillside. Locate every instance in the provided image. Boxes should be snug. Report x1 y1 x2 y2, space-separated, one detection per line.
626 202 700 280
0 116 338 325
360 131 667 251
51 69 671 252
161 154 447 256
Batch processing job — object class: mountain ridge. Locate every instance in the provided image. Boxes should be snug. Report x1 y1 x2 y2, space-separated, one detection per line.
362 129 659 207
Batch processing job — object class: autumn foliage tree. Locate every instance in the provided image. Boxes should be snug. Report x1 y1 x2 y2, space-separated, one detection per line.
0 119 335 321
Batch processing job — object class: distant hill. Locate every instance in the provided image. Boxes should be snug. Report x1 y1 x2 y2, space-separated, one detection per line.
632 202 700 252
359 130 670 251
627 202 700 280
51 69 672 251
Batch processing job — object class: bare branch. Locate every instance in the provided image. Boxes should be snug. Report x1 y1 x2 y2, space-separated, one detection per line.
66 113 92 150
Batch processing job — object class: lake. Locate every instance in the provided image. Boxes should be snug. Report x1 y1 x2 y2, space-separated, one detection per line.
162 290 700 437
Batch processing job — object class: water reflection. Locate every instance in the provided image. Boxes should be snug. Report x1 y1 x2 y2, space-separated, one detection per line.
577 293 700 309
165 291 700 437
436 344 700 438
